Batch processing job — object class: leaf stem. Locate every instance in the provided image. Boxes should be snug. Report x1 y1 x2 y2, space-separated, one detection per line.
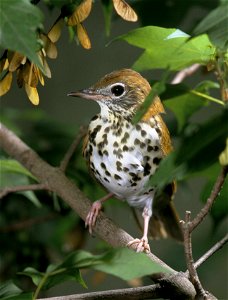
190 90 225 106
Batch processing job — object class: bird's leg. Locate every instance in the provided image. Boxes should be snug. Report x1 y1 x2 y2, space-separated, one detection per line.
127 206 152 253
85 192 113 234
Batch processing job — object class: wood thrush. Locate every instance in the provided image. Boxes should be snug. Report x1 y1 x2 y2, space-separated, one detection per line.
68 69 183 252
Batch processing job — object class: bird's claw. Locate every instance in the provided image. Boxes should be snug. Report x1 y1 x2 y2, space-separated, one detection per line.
127 238 151 253
85 200 102 234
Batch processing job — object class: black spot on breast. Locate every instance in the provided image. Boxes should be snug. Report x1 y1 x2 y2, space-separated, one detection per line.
103 150 108 156
141 130 146 137
104 126 110 133
90 125 102 143
153 157 162 165
91 115 98 122
134 138 140 145
104 177 110 183
123 145 129 151
101 162 106 169
113 141 119 147
121 132 130 144
136 124 141 131
154 146 159 151
114 174 122 180
123 167 129 172
131 182 137 187
116 161 122 171
105 170 111 177
140 142 146 149
144 162 151 176
147 145 154 152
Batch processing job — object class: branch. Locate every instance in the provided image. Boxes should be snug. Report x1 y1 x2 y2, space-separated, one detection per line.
180 211 208 298
38 273 196 300
60 126 87 172
189 166 228 232
171 64 200 84
0 183 47 199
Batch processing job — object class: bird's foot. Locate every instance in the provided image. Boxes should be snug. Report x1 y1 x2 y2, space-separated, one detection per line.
85 200 102 234
127 237 151 253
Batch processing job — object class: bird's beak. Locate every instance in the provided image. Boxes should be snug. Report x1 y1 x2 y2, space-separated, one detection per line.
67 89 106 101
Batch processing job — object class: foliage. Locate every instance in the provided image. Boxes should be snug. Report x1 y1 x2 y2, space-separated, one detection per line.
0 0 228 299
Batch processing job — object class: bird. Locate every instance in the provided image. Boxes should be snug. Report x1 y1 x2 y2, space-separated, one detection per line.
68 69 183 253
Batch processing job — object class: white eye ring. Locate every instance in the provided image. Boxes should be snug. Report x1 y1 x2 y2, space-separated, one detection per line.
110 83 126 97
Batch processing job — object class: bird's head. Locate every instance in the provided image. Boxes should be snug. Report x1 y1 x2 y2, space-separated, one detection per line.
68 69 151 119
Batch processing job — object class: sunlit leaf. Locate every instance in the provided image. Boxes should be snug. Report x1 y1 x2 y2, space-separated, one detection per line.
112 0 138 22
25 83 40 105
48 17 64 43
20 63 39 88
38 52 52 78
35 65 45 86
0 57 9 73
77 23 91 49
40 34 58 59
67 0 92 26
0 72 12 96
8 52 25 72
119 26 216 71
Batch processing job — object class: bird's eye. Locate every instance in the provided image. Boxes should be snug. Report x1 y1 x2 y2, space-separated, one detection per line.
111 84 125 97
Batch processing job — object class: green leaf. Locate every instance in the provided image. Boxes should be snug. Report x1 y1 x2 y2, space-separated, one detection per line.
176 110 228 170
149 110 228 189
19 267 43 287
164 80 219 132
94 248 171 280
0 281 22 298
148 152 187 189
193 1 228 49
0 0 44 70
0 159 36 180
118 26 215 71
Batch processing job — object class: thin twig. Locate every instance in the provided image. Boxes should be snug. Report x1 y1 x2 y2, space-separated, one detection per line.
181 211 209 299
60 126 87 172
194 233 228 270
189 166 228 232
0 183 47 199
171 64 200 84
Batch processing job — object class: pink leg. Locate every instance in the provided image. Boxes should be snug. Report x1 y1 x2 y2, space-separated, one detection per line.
85 193 113 234
127 207 151 253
